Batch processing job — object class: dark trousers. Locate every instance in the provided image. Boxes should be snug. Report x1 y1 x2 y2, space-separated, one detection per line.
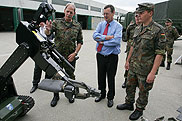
96 53 118 100
32 63 52 86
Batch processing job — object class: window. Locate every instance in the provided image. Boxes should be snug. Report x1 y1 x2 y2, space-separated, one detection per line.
74 3 88 10
52 0 70 6
90 6 101 12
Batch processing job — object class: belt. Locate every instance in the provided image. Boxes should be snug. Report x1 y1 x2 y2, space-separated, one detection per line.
97 53 117 57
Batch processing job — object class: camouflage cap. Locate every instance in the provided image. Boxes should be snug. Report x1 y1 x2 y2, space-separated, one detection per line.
166 18 173 23
134 7 139 13
136 3 154 13
134 8 140 17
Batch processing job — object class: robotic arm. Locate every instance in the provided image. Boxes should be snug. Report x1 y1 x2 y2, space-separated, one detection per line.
0 2 100 121
29 2 55 30
37 36 100 102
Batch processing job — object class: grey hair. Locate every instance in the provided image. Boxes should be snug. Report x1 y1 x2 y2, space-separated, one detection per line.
65 3 76 12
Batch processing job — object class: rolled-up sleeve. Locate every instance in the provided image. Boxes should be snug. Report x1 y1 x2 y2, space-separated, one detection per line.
104 24 122 47
93 22 106 41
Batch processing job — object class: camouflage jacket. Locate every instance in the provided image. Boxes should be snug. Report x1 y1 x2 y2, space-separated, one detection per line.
52 18 83 57
130 20 166 76
126 23 137 52
164 25 179 45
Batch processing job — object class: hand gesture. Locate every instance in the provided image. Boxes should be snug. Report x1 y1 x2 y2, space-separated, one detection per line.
46 20 52 31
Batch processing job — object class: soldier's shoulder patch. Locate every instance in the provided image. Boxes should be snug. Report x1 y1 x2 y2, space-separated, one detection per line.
160 33 165 39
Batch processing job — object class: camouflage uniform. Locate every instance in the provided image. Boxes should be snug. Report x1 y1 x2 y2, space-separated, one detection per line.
163 25 179 63
126 23 138 54
51 18 83 79
125 20 166 110
124 23 138 79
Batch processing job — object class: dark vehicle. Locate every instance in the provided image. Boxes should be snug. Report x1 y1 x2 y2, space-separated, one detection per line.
153 0 182 35
119 12 134 41
121 12 134 32
0 2 100 121
121 0 182 41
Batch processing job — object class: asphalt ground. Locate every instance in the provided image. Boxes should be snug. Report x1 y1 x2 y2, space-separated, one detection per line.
0 31 182 121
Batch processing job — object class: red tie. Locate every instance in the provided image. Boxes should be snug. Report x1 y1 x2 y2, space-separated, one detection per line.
97 23 109 52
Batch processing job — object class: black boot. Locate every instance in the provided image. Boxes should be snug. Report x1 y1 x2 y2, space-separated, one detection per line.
95 95 105 102
50 93 59 107
30 85 38 93
129 109 143 120
160 61 165 67
122 78 127 88
116 103 134 111
166 63 171 70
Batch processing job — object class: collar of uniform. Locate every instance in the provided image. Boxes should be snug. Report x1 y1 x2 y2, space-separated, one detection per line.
130 22 136 26
134 20 154 37
166 25 172 29
141 20 154 31
61 18 76 28
62 18 71 23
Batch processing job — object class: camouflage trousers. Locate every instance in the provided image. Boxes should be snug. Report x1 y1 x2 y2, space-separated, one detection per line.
124 51 129 78
162 44 174 63
125 69 153 110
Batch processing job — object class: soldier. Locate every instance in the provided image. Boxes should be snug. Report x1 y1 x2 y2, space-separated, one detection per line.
45 3 83 107
116 3 166 120
122 11 141 88
160 18 179 70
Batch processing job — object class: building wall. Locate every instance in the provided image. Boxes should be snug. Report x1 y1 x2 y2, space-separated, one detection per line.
91 16 104 30
0 0 41 10
0 0 127 31
0 0 127 18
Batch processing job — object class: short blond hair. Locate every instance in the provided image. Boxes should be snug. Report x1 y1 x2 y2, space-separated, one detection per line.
65 3 76 12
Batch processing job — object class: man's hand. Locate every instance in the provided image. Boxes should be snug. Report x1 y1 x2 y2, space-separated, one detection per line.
45 20 53 35
68 52 76 62
146 54 162 83
146 72 155 83
105 35 114 40
125 60 129 70
45 20 52 31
